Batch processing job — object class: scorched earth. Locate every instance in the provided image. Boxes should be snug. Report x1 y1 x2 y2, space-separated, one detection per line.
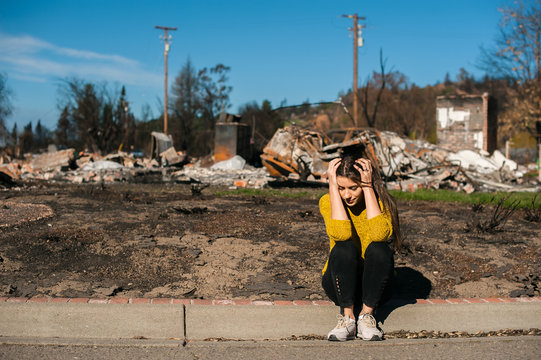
1 182 539 301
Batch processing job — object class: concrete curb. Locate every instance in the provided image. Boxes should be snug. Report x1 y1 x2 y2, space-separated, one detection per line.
0 301 185 342
2 296 540 305
0 297 540 341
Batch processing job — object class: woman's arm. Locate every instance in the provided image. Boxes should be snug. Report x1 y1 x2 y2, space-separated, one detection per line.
319 195 353 241
327 158 348 220
354 158 381 220
362 187 382 220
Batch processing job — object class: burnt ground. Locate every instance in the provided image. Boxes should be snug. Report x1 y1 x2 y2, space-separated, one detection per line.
0 182 539 301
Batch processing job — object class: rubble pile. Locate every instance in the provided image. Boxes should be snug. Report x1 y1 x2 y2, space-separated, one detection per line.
172 156 272 189
1 149 155 186
0 149 272 189
261 126 538 193
1 127 538 192
377 131 527 193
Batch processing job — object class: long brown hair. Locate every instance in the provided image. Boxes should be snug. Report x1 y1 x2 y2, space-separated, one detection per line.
336 155 402 250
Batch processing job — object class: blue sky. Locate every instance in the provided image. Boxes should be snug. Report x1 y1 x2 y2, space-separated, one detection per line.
1 0 507 130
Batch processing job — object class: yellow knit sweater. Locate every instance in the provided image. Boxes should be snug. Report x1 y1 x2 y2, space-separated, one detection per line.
319 193 393 275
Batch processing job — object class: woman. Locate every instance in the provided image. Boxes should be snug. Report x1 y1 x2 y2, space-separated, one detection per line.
320 155 401 341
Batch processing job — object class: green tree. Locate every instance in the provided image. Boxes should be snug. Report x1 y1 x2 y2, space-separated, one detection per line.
98 102 119 153
443 72 452 86
456 68 476 94
9 122 18 156
35 120 44 150
0 73 13 144
20 121 33 154
57 78 131 153
171 58 201 153
56 106 75 147
170 59 232 156
74 83 102 152
239 99 283 155
33 120 52 151
116 86 135 151
199 64 232 116
11 123 17 146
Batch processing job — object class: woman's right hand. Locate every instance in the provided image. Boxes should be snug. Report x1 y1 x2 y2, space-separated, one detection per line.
327 158 341 189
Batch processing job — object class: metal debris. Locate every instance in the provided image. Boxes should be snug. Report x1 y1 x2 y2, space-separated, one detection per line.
261 126 538 193
260 126 329 179
150 132 173 159
159 147 186 167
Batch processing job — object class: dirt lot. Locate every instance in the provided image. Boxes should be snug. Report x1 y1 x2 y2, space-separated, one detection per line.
1 182 539 301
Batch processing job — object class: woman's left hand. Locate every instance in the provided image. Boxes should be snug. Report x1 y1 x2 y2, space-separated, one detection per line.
354 158 373 189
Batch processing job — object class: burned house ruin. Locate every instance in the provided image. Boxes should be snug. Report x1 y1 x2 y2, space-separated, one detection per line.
436 93 498 153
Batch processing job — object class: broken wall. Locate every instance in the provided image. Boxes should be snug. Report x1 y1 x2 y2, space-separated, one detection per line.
436 93 497 153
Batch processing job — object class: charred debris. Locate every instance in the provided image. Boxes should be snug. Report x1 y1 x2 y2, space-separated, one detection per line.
0 125 538 193
260 126 535 193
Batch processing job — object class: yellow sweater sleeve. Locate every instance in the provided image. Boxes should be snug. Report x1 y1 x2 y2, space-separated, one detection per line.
358 211 392 258
319 194 352 241
365 211 392 242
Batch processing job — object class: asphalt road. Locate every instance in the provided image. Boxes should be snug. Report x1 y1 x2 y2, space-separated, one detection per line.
1 337 540 360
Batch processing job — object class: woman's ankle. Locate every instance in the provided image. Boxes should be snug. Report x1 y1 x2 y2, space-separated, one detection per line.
343 307 355 320
360 304 374 316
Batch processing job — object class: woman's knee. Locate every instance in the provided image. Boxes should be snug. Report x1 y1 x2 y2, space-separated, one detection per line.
364 242 393 267
330 241 358 263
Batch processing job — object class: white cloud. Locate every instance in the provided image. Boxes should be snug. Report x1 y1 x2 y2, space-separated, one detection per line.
9 73 48 83
0 34 50 55
0 33 160 87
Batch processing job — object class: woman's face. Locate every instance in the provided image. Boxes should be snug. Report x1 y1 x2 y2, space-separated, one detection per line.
336 176 363 207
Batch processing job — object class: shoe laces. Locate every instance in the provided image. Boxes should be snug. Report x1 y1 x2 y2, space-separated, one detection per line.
359 313 377 328
335 314 352 328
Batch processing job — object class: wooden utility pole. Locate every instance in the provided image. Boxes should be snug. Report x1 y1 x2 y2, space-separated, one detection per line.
342 14 365 128
155 25 177 134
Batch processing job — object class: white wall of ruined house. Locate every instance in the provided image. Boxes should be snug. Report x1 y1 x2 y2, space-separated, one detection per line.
472 131 484 150
436 107 471 129
437 102 491 152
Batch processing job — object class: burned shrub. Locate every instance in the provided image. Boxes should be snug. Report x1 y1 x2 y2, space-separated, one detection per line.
465 196 520 233
191 183 209 196
524 194 540 223
471 202 484 213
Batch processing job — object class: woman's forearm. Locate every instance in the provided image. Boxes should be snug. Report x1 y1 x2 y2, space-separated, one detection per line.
363 187 382 219
329 186 348 220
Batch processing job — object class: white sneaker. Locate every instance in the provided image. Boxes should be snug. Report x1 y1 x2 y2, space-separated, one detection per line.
327 314 356 341
357 313 383 341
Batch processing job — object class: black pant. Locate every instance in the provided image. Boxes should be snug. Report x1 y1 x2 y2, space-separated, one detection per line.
322 240 394 313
